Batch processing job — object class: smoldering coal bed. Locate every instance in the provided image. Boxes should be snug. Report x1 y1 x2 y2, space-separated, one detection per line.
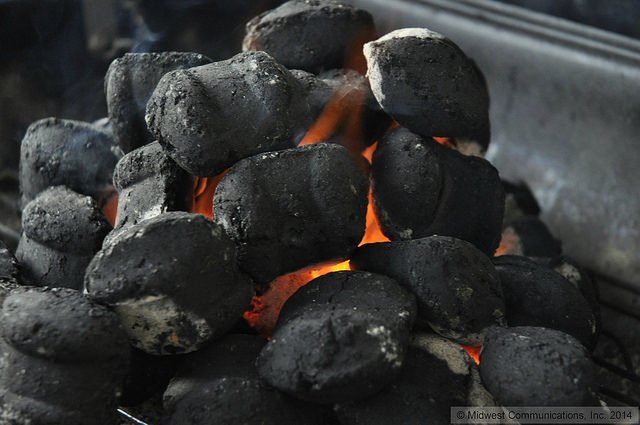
2 0 640 424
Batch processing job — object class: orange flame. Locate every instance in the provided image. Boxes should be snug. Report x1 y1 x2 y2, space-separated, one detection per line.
462 345 481 364
100 192 118 226
243 136 392 336
191 170 228 219
242 260 351 335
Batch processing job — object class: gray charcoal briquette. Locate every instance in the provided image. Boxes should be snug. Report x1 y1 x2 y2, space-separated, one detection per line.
352 236 506 345
214 143 368 284
243 0 376 74
16 186 111 290
105 52 212 153
85 212 254 355
480 326 599 406
146 51 312 176
364 28 490 148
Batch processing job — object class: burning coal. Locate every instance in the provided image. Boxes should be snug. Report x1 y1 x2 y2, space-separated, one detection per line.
2 0 606 423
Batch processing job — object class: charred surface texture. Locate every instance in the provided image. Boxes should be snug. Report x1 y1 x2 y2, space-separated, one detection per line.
364 28 490 149
352 236 505 345
277 270 416 328
165 334 334 425
105 52 212 153
19 118 120 207
335 334 478 425
480 326 598 406
85 212 253 354
243 0 376 74
16 186 111 290
0 287 129 425
258 271 416 404
146 51 311 176
214 144 368 284
108 141 191 244
533 255 601 338
372 128 504 255
85 212 254 355
493 256 598 349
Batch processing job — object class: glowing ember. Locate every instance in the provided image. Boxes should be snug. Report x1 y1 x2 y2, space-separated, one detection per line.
191 170 228 219
234 57 395 335
462 345 481 364
100 192 118 226
242 260 351 336
242 140 390 336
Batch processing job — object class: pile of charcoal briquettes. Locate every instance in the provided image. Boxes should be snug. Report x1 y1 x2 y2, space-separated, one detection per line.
0 1 603 424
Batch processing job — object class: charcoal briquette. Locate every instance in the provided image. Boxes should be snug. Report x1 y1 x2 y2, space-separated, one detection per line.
479 326 599 406
105 52 212 153
257 271 415 404
146 51 312 176
533 255 601 339
107 141 191 244
371 127 504 255
19 118 121 208
243 0 376 74
277 270 417 329
0 287 129 425
493 255 598 349
214 143 368 284
335 333 481 425
352 236 506 345
164 334 335 425
85 212 254 355
364 28 490 148
16 186 111 290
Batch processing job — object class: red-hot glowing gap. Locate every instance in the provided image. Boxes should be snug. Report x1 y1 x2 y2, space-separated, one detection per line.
462 345 481 365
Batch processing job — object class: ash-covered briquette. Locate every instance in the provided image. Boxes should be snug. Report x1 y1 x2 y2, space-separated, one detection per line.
146 51 312 177
257 271 416 404
499 215 562 257
0 287 129 425
335 333 492 425
105 52 212 153
15 186 111 290
165 334 336 425
351 236 506 345
243 0 376 74
480 326 599 406
371 128 504 255
214 144 368 284
19 117 121 207
119 348 176 407
493 256 598 349
277 270 417 329
533 255 601 337
107 141 191 244
364 28 490 149
85 212 254 355
291 68 391 146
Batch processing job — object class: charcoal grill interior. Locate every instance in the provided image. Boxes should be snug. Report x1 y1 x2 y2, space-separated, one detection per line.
1 1 639 424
